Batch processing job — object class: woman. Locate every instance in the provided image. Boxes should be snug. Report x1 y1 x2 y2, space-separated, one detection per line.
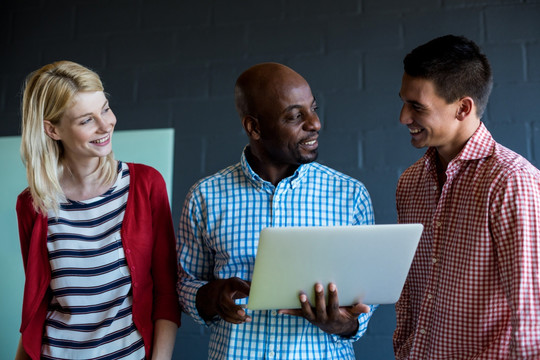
15 61 181 359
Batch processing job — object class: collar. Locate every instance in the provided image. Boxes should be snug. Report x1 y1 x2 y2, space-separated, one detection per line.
240 146 310 191
423 122 496 170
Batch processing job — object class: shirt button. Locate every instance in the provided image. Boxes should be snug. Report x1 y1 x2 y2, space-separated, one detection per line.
269 351 275 357
427 294 433 300
432 185 437 191
435 221 442 227
420 328 426 334
270 310 277 316
432 258 437 264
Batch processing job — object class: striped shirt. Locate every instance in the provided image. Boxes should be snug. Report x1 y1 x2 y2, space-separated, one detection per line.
43 162 145 360
394 123 540 359
178 149 376 360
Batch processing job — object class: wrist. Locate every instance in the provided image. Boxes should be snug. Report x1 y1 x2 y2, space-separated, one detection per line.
336 319 359 338
196 281 218 321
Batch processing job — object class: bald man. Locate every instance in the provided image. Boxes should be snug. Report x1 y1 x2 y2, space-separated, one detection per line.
177 63 377 360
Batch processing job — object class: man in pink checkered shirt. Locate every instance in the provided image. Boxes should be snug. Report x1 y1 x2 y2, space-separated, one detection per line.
394 34 540 359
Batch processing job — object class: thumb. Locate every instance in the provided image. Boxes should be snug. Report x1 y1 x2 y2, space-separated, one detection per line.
350 303 370 315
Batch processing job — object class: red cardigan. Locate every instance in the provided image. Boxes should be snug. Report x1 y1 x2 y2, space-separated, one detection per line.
16 163 181 359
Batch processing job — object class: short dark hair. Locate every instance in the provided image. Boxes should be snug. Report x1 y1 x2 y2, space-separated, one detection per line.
404 35 493 118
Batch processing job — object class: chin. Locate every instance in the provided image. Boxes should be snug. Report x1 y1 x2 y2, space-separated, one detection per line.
298 152 318 164
410 140 427 149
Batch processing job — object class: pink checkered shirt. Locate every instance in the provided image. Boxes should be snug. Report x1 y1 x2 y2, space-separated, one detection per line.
394 123 540 359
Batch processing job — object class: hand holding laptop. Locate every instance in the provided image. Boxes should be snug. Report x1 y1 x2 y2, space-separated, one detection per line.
279 282 371 337
194 225 423 334
196 277 252 324
247 224 423 309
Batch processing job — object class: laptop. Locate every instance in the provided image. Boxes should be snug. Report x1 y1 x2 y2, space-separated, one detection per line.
246 224 423 310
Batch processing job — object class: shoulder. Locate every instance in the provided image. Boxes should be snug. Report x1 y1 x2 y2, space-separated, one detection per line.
307 162 368 190
16 188 37 214
16 188 42 227
401 157 425 176
126 162 162 178
125 162 166 185
188 162 242 193
398 157 425 185
17 188 33 205
488 143 540 183
16 188 32 216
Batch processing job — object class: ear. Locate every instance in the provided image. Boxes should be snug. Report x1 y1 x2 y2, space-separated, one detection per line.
456 97 474 121
43 120 61 141
242 115 261 141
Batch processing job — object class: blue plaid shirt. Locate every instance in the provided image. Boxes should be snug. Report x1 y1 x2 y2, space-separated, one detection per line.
177 149 377 360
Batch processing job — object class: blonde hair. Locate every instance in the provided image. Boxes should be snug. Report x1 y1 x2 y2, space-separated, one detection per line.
21 61 116 215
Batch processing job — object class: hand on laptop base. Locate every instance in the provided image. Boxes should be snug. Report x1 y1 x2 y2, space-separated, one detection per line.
279 282 369 337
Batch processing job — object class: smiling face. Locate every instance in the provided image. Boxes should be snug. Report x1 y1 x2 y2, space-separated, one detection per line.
399 73 468 162
256 79 321 166
44 91 116 167
238 64 322 183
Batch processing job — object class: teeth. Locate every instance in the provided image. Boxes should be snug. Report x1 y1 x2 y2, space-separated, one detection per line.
92 134 109 144
409 128 422 134
303 140 316 145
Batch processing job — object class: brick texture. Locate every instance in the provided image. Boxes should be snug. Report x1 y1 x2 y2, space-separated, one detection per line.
2 0 539 358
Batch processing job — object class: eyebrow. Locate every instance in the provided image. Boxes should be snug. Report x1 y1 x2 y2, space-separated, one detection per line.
398 93 425 109
72 100 109 120
281 98 317 114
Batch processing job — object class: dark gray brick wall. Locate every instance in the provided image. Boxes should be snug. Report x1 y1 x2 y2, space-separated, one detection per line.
1 0 539 359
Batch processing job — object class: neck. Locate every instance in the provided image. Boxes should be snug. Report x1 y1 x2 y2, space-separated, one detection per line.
60 157 115 201
435 155 447 188
245 147 298 186
62 156 101 184
436 118 481 168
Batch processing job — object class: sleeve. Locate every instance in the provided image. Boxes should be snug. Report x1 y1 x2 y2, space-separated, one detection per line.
352 183 375 226
176 186 217 326
393 279 413 358
330 304 378 344
393 176 414 357
149 170 182 326
16 190 37 273
490 169 540 359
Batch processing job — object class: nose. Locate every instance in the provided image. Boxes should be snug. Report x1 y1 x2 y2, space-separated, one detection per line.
399 104 412 125
96 113 115 132
304 112 321 132
96 117 110 132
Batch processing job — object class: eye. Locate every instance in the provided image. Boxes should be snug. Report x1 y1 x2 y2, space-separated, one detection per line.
285 111 302 122
80 117 93 125
410 103 423 112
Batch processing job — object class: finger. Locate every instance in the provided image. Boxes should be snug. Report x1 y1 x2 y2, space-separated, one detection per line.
220 304 252 324
314 283 328 322
278 292 312 317
219 286 251 323
235 307 252 323
349 302 370 316
278 308 303 317
326 283 340 315
299 292 316 321
230 277 251 299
